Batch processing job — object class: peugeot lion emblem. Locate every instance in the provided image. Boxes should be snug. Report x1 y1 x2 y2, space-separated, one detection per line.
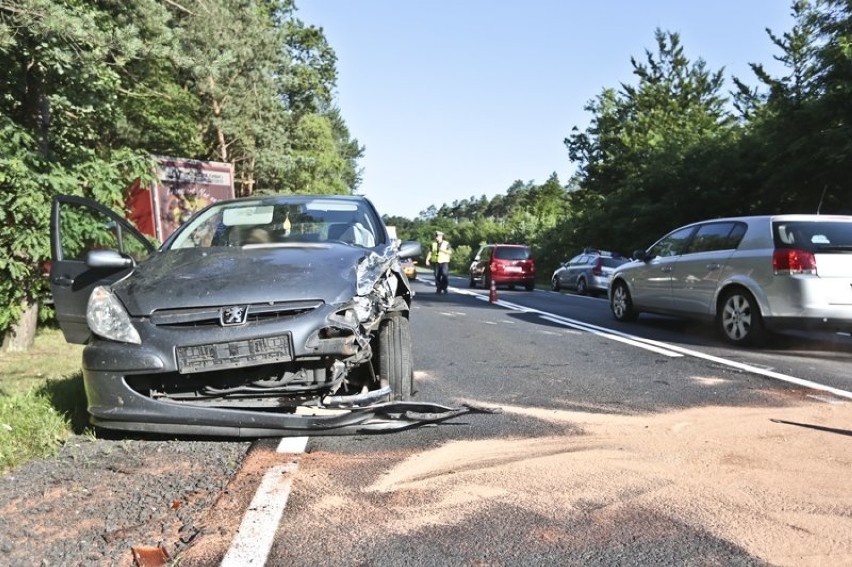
220 306 248 326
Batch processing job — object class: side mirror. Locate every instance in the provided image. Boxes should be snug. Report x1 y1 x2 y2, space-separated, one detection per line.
86 249 134 269
397 240 422 260
633 249 650 262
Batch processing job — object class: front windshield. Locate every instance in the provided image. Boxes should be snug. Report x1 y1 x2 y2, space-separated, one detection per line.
169 198 382 249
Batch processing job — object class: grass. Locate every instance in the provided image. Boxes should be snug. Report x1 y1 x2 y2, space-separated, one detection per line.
0 327 88 473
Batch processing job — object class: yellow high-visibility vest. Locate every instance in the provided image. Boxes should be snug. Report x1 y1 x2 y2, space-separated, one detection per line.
430 240 452 263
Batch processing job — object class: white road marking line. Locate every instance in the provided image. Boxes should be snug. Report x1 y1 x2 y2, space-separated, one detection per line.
220 461 299 567
539 315 684 357
277 436 308 454
220 437 307 566
463 288 852 400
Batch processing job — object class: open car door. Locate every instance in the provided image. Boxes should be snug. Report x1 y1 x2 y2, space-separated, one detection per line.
50 195 157 344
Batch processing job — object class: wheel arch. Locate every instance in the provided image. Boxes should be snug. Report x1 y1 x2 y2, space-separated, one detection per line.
714 278 768 320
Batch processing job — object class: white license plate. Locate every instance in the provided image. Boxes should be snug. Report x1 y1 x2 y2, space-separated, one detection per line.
177 334 292 374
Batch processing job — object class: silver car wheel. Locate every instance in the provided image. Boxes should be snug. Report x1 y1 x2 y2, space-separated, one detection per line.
721 294 751 341
718 289 766 346
610 281 637 321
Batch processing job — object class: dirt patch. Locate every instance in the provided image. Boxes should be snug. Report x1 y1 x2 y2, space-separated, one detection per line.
176 441 300 566
0 437 248 566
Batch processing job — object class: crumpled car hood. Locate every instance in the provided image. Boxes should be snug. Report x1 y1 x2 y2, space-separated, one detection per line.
113 244 376 316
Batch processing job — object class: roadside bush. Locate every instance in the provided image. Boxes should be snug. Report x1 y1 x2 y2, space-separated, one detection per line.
450 244 472 274
0 389 71 473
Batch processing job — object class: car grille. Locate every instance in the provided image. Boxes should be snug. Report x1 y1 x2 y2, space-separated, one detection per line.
149 300 323 328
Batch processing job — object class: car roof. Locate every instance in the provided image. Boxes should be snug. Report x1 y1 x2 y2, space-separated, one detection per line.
219 194 371 205
681 214 852 226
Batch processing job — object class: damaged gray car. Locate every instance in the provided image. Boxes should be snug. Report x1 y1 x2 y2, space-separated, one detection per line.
49 194 495 437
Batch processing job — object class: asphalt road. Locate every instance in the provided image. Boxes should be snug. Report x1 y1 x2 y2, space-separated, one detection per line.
179 273 852 566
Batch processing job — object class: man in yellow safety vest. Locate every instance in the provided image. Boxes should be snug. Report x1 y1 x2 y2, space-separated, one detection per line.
425 230 452 294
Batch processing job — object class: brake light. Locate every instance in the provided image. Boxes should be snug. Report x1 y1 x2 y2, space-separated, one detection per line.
773 248 816 275
592 258 603 276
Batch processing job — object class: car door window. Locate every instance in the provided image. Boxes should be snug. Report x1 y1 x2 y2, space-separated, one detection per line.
649 227 695 258
684 222 744 254
58 201 153 263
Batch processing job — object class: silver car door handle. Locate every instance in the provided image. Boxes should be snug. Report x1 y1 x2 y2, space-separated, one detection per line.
53 276 74 286
706 263 721 270
660 266 673 273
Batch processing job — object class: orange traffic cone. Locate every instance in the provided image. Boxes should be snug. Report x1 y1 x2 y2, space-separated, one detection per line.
489 279 497 303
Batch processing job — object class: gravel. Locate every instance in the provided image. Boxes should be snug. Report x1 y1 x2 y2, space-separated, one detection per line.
0 435 250 566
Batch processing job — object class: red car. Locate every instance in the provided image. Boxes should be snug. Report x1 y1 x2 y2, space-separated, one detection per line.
468 244 536 291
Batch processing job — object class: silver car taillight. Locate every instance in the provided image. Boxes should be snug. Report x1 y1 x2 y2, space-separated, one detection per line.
773 248 817 275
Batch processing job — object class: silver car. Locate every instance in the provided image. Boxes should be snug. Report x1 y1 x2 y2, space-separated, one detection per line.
551 250 629 296
608 214 852 346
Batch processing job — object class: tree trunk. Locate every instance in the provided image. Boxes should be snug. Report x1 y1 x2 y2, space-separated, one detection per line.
1 301 38 353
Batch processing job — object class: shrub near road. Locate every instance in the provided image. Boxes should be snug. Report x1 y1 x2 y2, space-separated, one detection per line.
0 328 86 472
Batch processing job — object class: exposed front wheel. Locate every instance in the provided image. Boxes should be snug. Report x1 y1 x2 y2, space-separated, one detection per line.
551 276 560 291
610 281 638 322
576 278 588 296
377 315 414 400
717 289 767 347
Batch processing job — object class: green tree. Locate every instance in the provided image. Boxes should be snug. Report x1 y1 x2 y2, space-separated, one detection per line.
565 29 738 253
0 0 158 350
0 0 361 350
730 0 840 213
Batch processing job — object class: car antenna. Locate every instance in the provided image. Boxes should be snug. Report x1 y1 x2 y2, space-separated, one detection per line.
816 184 828 215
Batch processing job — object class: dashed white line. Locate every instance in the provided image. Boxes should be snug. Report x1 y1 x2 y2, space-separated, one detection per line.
220 437 308 566
452 284 852 400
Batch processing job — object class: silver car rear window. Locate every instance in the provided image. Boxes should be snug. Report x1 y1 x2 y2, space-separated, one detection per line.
773 220 852 251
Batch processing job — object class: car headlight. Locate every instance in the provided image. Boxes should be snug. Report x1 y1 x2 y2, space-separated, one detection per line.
86 286 141 344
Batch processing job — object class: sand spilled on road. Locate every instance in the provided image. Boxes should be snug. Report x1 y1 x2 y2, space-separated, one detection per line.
359 399 851 566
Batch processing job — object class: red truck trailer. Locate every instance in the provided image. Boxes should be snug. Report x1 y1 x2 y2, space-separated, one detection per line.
127 156 235 242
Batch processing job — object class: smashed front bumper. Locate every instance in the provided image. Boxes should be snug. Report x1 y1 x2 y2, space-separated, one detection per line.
88 396 502 438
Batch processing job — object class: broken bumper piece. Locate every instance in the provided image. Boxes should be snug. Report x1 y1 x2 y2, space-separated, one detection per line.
330 401 503 434
89 402 502 438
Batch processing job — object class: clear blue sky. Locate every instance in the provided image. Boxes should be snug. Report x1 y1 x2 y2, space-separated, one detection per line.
296 1 796 219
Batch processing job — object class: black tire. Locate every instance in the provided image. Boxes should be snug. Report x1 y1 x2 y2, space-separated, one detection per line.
377 315 414 400
524 281 535 291
610 280 638 322
469 276 476 288
576 277 588 296
717 288 767 347
551 276 560 291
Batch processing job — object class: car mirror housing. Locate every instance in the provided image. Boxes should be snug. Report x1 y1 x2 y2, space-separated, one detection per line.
397 240 422 259
86 249 134 269
633 249 650 262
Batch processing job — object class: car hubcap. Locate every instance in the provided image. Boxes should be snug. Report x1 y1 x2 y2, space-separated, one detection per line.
722 295 751 340
612 287 626 317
